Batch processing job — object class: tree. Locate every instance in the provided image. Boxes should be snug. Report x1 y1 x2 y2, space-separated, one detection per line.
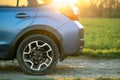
76 0 120 18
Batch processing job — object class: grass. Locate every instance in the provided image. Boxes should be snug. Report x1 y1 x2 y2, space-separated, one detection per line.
26 78 120 80
82 48 120 58
74 78 120 80
0 78 120 80
1 77 119 80
0 79 12 80
28 78 54 80
79 18 120 58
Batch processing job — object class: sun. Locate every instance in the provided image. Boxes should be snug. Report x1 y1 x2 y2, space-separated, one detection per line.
68 0 78 4
53 0 78 4
52 0 78 8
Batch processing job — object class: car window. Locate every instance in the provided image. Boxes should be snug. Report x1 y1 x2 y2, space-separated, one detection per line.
18 0 52 7
18 0 28 7
0 0 17 7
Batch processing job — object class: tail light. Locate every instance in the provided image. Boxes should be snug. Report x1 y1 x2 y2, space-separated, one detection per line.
52 0 79 20
59 5 78 20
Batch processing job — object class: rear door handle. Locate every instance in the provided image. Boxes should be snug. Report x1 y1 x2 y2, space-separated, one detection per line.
16 13 30 19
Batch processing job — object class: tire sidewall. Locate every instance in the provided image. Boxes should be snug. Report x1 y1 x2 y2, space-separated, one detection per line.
17 34 59 75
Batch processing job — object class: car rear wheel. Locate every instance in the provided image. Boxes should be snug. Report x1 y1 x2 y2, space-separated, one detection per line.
17 34 59 75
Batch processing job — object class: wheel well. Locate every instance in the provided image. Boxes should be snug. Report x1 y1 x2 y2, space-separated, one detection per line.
15 29 62 58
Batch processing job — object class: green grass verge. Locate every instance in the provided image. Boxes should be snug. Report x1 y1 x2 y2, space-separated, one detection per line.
80 18 120 58
0 79 11 80
80 18 120 50
28 78 54 80
0 78 120 80
27 77 120 80
74 77 120 80
83 48 120 58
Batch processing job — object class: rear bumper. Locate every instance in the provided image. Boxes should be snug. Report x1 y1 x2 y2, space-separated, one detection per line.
71 21 84 56
59 21 84 59
62 21 85 56
68 38 84 56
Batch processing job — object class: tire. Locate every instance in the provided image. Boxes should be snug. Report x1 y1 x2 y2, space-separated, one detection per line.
17 34 59 75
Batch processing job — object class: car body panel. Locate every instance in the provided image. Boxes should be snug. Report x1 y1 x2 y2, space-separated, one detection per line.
58 21 84 54
33 6 70 29
0 8 37 57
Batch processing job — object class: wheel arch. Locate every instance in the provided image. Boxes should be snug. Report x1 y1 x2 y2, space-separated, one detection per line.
8 25 63 60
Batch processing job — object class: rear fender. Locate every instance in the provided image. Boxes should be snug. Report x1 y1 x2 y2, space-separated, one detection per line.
7 25 63 60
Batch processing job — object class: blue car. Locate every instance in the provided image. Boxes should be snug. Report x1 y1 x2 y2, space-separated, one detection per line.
0 0 84 75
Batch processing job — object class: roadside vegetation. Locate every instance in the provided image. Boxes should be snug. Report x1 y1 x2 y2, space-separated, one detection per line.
80 18 120 58
1 78 120 80
28 77 120 80
77 0 120 18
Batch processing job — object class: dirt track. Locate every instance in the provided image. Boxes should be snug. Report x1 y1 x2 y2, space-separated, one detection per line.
0 57 120 80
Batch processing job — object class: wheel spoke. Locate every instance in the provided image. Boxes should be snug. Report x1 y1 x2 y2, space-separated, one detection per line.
35 41 39 48
24 43 32 54
24 59 34 69
39 43 47 47
23 52 29 55
46 48 52 61
38 62 49 70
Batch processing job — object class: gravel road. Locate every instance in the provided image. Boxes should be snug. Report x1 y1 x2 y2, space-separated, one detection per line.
0 57 120 80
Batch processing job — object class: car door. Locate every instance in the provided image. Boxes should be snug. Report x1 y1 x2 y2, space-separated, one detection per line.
0 0 37 56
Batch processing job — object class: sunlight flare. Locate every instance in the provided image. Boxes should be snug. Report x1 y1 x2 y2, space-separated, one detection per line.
52 0 78 7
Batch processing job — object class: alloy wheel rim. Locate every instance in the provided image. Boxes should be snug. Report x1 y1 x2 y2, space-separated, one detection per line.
23 40 53 71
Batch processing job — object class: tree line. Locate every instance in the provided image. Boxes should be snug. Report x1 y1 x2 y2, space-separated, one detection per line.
76 0 120 18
